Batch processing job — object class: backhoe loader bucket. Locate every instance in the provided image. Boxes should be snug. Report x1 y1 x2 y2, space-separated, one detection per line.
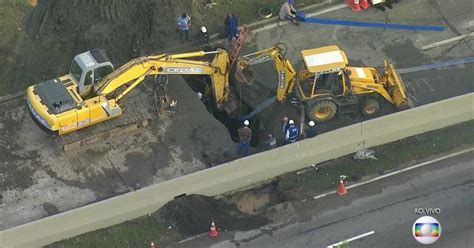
234 60 256 84
383 60 414 109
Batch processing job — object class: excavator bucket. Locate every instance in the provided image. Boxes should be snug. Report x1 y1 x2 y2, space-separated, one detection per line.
383 60 414 109
234 60 256 84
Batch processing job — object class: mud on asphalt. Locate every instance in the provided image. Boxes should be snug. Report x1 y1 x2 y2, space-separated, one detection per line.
0 76 235 230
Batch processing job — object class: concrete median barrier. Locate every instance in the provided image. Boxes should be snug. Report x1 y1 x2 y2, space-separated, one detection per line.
361 93 474 148
1 93 472 247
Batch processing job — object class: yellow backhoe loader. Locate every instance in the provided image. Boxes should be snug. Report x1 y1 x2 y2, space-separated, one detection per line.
236 44 412 122
27 49 235 151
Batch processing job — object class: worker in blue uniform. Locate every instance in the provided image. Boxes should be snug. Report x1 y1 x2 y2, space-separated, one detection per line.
285 120 299 144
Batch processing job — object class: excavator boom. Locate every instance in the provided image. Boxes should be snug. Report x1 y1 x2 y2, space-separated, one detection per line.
94 50 228 102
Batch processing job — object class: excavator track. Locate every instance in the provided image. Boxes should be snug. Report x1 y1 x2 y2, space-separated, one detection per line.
55 110 151 153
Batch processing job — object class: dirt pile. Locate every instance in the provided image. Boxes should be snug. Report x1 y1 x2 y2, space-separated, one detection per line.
153 194 268 236
4 0 224 95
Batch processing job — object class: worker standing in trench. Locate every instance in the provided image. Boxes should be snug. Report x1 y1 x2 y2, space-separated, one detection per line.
196 26 210 46
285 120 299 144
305 121 318 138
237 120 252 156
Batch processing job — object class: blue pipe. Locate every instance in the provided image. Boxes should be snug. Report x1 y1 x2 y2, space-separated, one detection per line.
297 12 445 32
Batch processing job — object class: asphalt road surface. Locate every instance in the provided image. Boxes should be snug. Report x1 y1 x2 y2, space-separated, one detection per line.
1 0 473 231
178 149 473 248
242 0 474 132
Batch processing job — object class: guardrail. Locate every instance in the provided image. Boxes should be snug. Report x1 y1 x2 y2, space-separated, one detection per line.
1 93 472 247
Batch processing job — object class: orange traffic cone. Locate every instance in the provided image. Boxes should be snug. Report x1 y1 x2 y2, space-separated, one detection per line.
150 240 156 248
360 0 370 9
347 0 361 12
337 179 347 196
209 221 219 238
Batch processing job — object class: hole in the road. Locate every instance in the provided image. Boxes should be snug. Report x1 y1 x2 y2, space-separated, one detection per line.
183 75 261 147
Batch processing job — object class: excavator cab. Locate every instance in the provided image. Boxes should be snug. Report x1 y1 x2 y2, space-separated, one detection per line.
70 49 114 98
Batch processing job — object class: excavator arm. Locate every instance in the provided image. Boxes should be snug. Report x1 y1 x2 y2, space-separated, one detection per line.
94 49 230 107
235 43 297 102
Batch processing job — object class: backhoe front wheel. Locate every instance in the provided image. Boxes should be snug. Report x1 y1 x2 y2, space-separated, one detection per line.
307 100 337 122
361 98 380 117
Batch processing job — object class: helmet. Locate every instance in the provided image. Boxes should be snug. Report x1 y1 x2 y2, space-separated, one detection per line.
308 121 315 126
197 92 203 99
289 120 294 125
201 26 207 33
288 0 296 4
244 120 250 126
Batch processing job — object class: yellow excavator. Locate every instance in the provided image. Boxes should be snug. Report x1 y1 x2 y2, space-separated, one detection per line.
27 48 235 151
235 44 412 122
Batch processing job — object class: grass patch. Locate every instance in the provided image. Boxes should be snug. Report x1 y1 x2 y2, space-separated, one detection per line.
47 216 181 248
276 121 474 200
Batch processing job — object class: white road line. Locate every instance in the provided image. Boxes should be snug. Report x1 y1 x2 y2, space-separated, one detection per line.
422 32 474 50
176 233 206 244
313 191 335 200
252 3 347 33
305 3 348 18
313 148 473 200
327 230 375 248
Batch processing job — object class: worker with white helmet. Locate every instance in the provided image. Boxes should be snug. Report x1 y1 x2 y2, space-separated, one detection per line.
285 119 299 144
197 25 210 45
306 120 317 138
237 119 252 156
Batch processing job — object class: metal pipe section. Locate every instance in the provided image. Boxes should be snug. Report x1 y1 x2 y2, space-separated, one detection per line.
168 50 218 59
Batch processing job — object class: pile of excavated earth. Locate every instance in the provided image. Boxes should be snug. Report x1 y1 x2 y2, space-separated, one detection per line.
153 194 268 236
4 0 225 94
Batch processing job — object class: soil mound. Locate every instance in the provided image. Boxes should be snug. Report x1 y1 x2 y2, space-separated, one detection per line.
153 194 268 236
5 0 223 94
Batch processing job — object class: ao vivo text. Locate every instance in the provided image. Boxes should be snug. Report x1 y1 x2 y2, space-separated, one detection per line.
413 208 441 215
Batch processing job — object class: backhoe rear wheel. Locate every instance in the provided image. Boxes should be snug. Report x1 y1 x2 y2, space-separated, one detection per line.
307 100 337 122
361 98 380 117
